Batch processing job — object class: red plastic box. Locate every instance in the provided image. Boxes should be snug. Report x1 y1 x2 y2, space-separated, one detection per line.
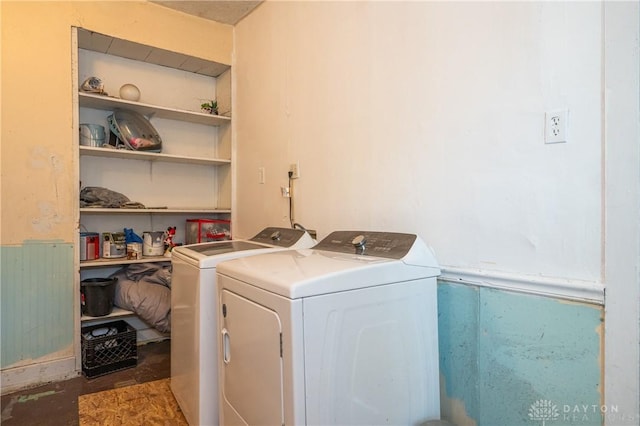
186 219 231 244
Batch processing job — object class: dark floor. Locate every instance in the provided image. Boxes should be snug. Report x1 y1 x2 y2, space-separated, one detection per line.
0 340 171 426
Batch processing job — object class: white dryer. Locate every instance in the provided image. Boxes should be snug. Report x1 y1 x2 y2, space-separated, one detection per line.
170 227 315 426
216 230 441 426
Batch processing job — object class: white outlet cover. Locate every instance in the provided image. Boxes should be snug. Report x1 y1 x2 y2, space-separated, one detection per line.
545 109 569 144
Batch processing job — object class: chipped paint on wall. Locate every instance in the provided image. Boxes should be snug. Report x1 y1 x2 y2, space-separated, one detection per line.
28 147 66 234
31 202 64 234
438 282 480 423
438 281 602 426
440 373 478 426
30 146 64 173
1 241 74 368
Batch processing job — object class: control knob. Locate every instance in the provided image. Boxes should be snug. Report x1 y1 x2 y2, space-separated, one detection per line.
352 235 367 249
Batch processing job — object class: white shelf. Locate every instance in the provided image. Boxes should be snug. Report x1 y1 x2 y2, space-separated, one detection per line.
81 307 135 322
75 28 232 352
79 146 231 166
80 255 171 268
79 92 231 126
80 207 231 214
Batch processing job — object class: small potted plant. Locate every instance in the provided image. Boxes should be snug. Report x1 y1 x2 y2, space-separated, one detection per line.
201 100 218 115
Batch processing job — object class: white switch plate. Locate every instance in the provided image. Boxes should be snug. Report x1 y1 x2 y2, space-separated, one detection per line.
545 109 568 144
289 161 300 179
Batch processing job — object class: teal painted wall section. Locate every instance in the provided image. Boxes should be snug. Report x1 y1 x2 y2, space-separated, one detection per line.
438 282 481 423
1 241 74 368
438 282 603 426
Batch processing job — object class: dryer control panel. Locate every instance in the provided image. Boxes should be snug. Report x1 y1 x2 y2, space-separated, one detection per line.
314 231 417 259
250 227 308 248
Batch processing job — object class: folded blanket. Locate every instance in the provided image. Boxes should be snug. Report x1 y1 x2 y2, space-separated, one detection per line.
80 186 146 209
111 263 172 333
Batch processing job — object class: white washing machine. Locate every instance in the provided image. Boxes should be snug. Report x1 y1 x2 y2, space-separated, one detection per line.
170 227 316 426
216 230 441 426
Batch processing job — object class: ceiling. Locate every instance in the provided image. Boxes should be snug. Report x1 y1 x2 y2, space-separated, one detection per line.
150 1 263 25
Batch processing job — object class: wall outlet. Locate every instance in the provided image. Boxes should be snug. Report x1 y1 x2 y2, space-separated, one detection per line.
289 161 300 179
545 109 568 144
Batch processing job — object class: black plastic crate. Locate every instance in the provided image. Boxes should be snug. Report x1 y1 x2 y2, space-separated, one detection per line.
81 320 137 378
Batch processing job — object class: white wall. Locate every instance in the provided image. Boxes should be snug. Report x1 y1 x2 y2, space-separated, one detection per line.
233 1 602 284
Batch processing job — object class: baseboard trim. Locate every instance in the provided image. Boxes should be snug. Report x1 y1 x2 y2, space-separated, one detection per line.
439 267 604 305
1 356 79 395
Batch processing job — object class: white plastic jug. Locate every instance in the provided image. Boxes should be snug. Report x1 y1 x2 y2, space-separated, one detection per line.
143 231 165 256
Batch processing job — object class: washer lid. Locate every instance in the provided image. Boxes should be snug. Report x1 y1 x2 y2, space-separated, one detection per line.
172 240 274 267
181 240 271 256
171 227 316 268
217 232 441 299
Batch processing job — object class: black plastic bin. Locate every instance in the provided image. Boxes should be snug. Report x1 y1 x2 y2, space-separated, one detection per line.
81 277 117 317
81 320 137 378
